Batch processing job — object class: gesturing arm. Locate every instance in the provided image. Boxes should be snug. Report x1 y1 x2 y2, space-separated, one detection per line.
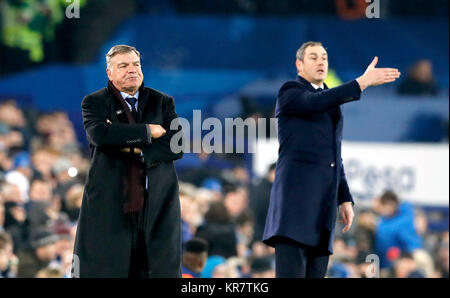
277 80 362 115
278 56 400 116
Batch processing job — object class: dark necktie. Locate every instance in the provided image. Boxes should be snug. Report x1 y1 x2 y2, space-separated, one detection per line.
125 97 138 121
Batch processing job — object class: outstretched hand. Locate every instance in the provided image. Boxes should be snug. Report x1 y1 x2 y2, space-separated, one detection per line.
356 56 401 91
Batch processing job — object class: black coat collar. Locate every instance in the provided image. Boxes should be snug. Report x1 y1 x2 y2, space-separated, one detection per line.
106 81 149 122
296 75 329 92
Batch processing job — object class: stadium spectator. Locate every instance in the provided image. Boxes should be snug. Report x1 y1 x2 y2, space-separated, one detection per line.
352 208 377 261
201 255 227 278
223 184 249 219
249 256 275 278
16 228 58 278
60 183 83 223
0 202 4 232
195 201 238 258
0 143 12 172
30 147 60 181
2 201 28 253
249 162 275 242
435 233 449 278
35 266 63 278
235 209 255 257
179 183 203 247
373 191 423 270
397 59 439 96
393 252 425 278
181 237 209 278
0 231 18 278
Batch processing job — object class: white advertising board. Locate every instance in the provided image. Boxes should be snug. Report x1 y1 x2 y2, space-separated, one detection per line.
253 140 449 207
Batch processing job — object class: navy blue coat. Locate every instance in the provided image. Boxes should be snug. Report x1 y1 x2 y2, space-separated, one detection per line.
263 76 361 254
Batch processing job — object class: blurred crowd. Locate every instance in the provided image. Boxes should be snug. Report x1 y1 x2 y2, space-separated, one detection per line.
0 98 87 278
0 98 448 278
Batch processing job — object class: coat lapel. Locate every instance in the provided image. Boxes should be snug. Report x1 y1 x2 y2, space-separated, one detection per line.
137 86 149 123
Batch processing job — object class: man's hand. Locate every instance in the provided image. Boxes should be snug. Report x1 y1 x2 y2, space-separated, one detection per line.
356 56 401 91
339 202 354 233
148 124 166 139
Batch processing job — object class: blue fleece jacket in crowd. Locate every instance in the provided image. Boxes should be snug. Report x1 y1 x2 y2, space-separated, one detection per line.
375 202 423 268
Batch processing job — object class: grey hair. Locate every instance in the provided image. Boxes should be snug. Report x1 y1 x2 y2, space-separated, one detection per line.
106 45 141 70
296 41 324 61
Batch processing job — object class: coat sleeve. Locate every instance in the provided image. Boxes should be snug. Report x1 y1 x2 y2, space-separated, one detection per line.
337 159 354 206
277 80 361 116
81 94 151 147
143 95 184 164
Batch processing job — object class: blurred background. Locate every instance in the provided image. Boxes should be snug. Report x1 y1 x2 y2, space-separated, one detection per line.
0 0 448 278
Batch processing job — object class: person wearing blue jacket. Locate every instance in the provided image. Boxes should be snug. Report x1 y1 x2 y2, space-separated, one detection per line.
262 41 401 278
374 190 423 269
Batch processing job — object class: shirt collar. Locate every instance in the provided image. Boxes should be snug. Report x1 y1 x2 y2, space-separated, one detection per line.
120 91 139 100
310 82 324 90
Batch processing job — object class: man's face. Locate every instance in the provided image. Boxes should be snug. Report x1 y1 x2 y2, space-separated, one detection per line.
374 200 397 217
29 181 52 202
296 45 328 85
37 243 57 261
106 51 143 94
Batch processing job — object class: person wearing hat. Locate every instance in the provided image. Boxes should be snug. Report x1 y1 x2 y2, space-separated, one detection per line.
16 228 58 277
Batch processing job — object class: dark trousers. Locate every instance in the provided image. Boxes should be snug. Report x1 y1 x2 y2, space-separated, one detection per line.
275 237 330 278
128 190 150 278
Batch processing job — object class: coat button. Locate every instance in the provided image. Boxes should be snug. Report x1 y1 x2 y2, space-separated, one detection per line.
330 162 335 167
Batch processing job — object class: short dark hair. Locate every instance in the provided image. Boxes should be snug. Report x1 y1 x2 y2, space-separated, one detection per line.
204 201 230 224
296 41 324 61
185 238 209 254
250 257 272 274
379 190 399 205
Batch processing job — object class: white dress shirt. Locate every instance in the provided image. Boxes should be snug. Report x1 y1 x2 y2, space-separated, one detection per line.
120 91 139 112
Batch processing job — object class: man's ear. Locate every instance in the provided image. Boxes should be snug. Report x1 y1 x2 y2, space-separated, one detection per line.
106 68 112 81
295 59 303 74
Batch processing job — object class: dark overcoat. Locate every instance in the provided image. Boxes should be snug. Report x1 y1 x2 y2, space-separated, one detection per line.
72 83 183 277
263 76 361 254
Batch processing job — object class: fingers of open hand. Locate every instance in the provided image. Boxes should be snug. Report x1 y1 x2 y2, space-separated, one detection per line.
377 68 401 84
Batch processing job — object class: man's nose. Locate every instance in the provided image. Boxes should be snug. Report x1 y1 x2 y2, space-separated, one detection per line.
127 65 137 73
